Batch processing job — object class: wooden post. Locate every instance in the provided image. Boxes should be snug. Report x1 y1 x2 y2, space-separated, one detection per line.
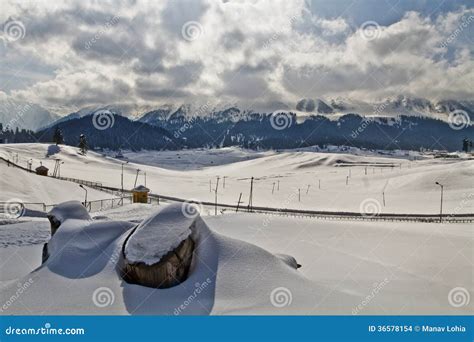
236 192 243 212
346 176 349 185
248 177 254 212
277 180 280 191
298 188 301 202
272 182 275 194
214 190 218 216
306 184 310 194
382 192 386 207
223 176 227 189
134 169 140 188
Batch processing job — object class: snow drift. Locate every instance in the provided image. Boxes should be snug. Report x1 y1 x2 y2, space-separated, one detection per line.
0 202 358 315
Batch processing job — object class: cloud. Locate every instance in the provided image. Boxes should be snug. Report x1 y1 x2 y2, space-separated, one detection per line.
0 0 472 115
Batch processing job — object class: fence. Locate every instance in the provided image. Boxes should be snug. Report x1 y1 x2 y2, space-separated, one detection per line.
2 155 474 223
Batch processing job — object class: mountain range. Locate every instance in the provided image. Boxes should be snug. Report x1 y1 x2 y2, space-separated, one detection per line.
1 96 473 152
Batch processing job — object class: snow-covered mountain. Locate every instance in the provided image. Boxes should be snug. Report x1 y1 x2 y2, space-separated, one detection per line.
19 95 474 135
296 98 333 113
44 104 128 129
297 95 473 121
0 99 58 131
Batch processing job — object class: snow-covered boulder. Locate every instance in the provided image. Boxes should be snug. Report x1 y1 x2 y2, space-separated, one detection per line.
122 203 197 288
47 200 91 234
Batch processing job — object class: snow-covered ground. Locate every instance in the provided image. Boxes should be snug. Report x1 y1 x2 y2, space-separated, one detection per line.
0 203 472 315
0 143 472 315
1 143 473 214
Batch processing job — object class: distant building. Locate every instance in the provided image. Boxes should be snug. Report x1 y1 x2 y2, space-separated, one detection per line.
35 165 49 176
132 185 150 203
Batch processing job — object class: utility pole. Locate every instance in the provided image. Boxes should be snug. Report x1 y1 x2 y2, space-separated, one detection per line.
382 191 386 207
58 161 64 178
277 180 280 191
223 176 227 189
209 179 212 193
144 172 147 188
365 166 367 175
346 176 349 185
214 189 218 216
272 182 275 194
435 182 444 223
214 176 220 216
306 184 310 194
248 177 254 212
134 169 140 188
79 185 88 208
298 188 301 202
121 161 128 196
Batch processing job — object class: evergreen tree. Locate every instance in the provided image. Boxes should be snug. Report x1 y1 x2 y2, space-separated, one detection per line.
53 126 64 145
78 134 88 155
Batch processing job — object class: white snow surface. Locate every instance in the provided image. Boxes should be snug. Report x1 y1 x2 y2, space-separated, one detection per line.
1 143 473 214
48 201 91 223
0 143 472 315
0 203 472 315
0 202 357 315
124 203 194 265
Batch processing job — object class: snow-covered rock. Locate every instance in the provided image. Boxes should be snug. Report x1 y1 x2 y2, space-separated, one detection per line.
124 203 195 265
48 200 91 225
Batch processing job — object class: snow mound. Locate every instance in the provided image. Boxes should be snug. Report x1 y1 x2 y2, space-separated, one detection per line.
124 203 195 265
0 202 358 315
48 200 91 224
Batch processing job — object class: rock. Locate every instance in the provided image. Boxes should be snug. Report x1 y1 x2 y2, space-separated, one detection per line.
121 203 197 288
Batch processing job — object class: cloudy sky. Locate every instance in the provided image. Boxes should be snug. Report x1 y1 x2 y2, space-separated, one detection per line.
0 0 473 115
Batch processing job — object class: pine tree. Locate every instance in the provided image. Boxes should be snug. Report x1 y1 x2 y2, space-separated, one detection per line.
78 134 88 155
53 126 64 145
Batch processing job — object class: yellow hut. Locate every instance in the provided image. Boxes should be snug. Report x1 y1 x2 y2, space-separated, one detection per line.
132 185 150 203
35 165 49 176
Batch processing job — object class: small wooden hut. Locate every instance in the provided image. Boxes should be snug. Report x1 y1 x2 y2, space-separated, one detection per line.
132 185 150 203
35 165 49 176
